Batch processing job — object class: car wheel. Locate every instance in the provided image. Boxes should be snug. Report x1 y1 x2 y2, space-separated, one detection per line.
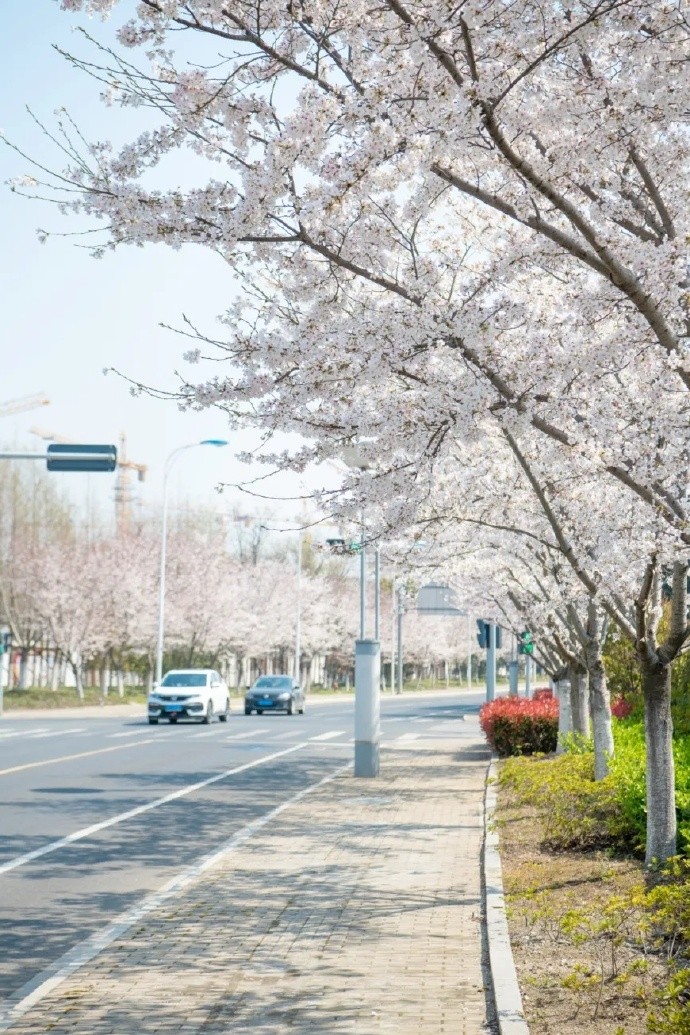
219 699 230 722
257 709 263 715
244 707 252 716
286 700 293 716
169 716 177 724
298 702 305 715
148 718 158 725
204 701 213 724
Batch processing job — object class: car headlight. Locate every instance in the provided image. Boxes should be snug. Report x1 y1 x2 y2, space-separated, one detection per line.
278 692 290 700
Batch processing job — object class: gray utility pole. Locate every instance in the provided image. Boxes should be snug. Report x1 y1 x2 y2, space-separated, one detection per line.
466 611 472 690
486 623 497 702
525 655 533 699
294 530 302 684
397 592 401 695
508 629 519 697
354 522 380 778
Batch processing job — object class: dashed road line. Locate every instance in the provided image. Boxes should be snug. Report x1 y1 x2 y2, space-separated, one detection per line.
0 729 49 740
29 728 86 739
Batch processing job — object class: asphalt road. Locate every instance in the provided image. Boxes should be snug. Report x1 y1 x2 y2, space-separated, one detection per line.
0 690 484 1005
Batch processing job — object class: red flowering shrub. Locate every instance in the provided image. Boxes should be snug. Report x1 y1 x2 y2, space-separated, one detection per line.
611 696 634 719
480 696 559 757
532 687 554 701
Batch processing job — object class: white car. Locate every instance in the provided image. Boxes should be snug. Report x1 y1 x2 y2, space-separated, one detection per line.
148 669 231 725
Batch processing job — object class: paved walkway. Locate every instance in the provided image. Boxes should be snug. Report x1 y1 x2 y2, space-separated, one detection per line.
4 731 494 1035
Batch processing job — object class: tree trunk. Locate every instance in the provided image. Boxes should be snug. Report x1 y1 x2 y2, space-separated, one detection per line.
568 664 590 739
641 657 676 866
117 669 125 698
72 659 84 701
556 678 572 753
100 663 109 699
18 649 29 690
586 641 614 781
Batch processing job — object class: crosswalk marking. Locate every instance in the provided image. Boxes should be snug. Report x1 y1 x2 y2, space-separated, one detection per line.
309 730 343 742
227 730 264 740
109 730 148 739
396 733 419 742
30 728 86 739
0 728 49 740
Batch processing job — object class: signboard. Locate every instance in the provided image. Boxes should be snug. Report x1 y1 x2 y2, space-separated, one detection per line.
416 583 463 615
47 444 117 473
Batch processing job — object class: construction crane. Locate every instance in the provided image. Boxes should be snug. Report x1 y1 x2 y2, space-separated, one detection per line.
30 427 147 536
0 394 50 418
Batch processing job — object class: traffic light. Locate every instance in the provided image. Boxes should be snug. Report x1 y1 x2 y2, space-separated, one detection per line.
518 631 534 656
476 620 489 648
325 538 363 555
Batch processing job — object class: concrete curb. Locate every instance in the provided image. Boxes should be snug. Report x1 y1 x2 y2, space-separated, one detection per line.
484 756 530 1035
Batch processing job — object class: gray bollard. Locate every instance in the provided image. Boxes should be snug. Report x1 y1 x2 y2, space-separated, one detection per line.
354 639 381 777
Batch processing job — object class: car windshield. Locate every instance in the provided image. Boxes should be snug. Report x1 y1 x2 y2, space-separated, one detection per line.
254 677 292 689
161 673 208 688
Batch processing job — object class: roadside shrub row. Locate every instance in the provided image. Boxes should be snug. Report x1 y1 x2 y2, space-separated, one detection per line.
480 695 559 757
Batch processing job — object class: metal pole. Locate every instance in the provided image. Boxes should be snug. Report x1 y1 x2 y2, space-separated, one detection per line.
295 530 302 683
525 655 532 699
396 587 403 694
154 466 172 686
359 526 366 640
0 452 47 461
466 611 472 690
390 579 396 692
374 546 380 641
486 622 496 702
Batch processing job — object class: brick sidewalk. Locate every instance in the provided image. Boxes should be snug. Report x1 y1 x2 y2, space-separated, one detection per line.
6 735 493 1035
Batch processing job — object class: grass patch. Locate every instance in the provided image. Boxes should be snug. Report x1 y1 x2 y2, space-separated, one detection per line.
1 687 147 709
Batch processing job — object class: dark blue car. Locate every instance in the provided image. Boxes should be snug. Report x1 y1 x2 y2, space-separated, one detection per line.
245 675 305 715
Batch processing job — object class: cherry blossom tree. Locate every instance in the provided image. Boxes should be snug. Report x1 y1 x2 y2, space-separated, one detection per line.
10 0 690 865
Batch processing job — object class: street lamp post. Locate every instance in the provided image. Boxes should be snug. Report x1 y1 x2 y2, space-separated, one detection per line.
154 439 228 686
295 529 302 684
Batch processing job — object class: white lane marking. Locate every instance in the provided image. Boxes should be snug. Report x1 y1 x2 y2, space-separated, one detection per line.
396 733 420 742
413 718 433 724
271 730 298 741
309 730 343 742
0 743 305 878
29 728 87 740
0 757 351 1033
227 730 262 740
0 739 155 778
109 730 148 739
0 729 49 740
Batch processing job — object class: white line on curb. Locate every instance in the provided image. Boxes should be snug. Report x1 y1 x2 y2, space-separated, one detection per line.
484 757 530 1035
0 743 306 877
0 757 351 1033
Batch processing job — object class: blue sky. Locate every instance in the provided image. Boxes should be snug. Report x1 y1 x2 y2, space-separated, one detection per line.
0 1 335 532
